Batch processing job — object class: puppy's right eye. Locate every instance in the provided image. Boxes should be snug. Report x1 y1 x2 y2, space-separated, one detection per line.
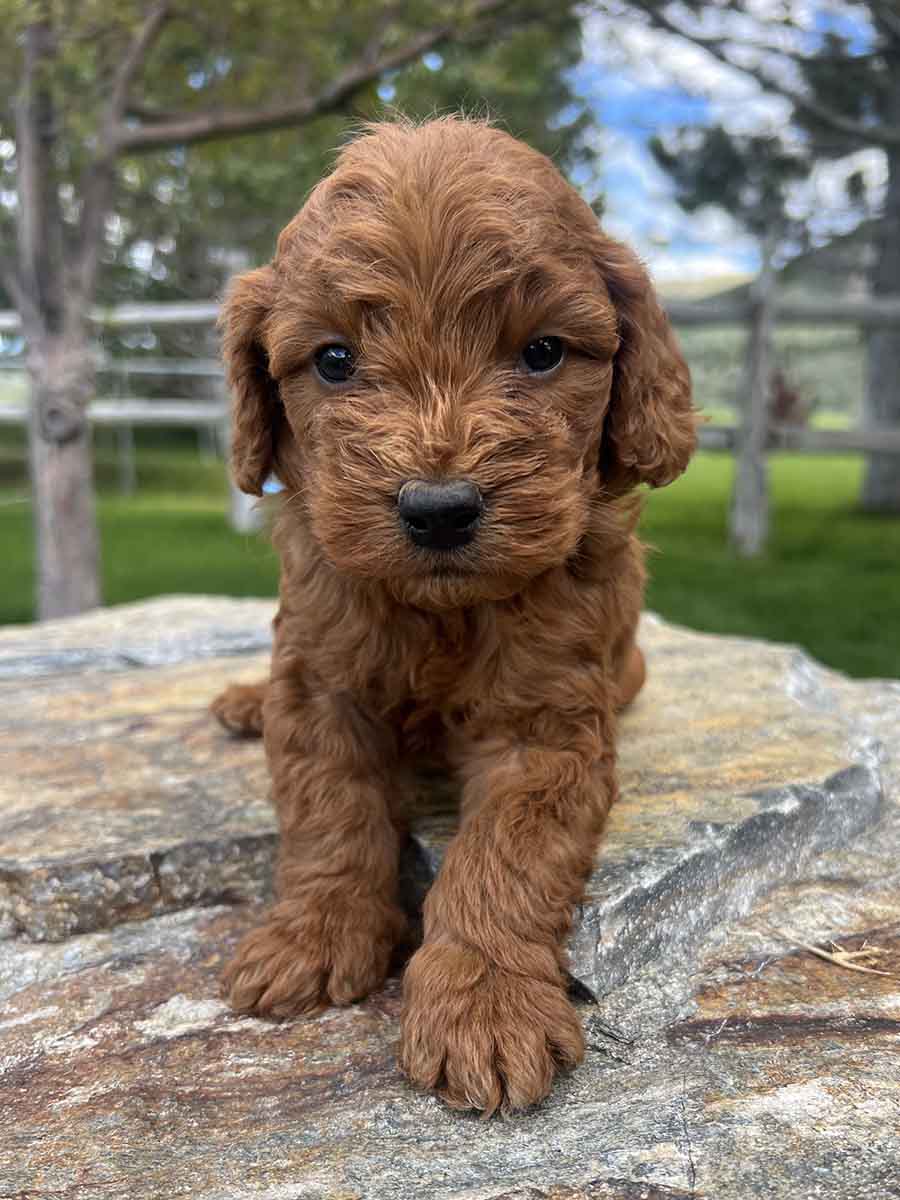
314 344 356 384
521 335 565 374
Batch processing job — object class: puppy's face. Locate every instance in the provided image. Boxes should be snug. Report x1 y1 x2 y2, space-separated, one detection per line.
223 119 695 610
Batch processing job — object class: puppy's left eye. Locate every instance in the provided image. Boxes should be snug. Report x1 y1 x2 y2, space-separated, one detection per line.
521 336 565 374
314 343 356 384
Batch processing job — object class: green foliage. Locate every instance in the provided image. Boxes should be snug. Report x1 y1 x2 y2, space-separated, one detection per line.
795 25 898 156
120 10 592 297
387 12 594 172
650 126 812 242
1 2 596 323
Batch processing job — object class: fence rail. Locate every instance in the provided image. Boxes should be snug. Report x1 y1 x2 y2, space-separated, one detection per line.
0 400 224 428
700 424 900 455
666 296 900 327
5 295 900 334
0 301 219 334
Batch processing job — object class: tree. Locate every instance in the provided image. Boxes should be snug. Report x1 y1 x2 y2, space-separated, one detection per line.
649 126 814 250
617 0 900 512
650 126 816 555
0 0 588 619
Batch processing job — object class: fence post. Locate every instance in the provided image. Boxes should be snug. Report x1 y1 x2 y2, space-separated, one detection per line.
220 381 264 534
730 241 776 556
116 424 137 494
230 482 264 534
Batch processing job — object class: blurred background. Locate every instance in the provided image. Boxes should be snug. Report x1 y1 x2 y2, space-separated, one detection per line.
1 0 898 678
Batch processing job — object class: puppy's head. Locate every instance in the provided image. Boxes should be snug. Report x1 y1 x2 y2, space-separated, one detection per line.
221 117 695 610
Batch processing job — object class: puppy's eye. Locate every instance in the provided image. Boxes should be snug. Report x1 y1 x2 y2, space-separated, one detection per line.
314 343 355 384
521 336 565 374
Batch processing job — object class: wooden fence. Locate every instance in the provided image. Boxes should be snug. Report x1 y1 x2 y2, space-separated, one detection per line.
0 304 263 532
668 283 900 555
1 291 899 545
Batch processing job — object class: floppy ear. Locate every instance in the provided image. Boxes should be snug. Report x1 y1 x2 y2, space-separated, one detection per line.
596 238 696 492
219 265 279 496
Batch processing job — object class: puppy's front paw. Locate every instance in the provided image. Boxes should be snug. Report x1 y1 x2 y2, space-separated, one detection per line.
224 899 406 1018
398 940 584 1114
210 682 266 737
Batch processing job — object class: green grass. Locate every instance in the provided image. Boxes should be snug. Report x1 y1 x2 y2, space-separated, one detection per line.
0 441 280 624
0 492 280 625
641 453 900 679
1 443 898 679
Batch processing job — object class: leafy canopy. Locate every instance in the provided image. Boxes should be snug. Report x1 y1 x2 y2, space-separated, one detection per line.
0 1 595 313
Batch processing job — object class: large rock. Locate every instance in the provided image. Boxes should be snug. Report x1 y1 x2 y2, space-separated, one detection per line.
2 596 899 1199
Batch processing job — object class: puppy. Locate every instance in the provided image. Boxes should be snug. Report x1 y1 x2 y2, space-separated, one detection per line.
212 116 695 1114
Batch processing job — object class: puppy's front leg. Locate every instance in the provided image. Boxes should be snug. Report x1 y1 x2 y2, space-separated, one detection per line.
224 666 407 1018
399 716 615 1113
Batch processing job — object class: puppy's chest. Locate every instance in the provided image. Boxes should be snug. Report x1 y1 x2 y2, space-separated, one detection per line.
394 645 495 754
406 639 490 711
387 615 555 724
365 614 503 720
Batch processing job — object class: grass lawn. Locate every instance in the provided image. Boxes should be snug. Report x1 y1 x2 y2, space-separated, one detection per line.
641 453 899 679
1 444 897 679
0 438 280 625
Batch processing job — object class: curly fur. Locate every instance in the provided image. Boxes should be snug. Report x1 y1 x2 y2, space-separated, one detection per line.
212 115 696 1114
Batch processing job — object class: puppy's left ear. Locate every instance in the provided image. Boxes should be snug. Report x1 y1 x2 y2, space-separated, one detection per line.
596 237 697 490
219 265 279 496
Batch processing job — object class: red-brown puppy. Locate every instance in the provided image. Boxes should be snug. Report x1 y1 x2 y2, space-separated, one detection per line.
212 115 695 1115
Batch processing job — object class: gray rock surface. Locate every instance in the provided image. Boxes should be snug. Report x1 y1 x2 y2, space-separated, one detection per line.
2 596 898 1199
0 594 275 679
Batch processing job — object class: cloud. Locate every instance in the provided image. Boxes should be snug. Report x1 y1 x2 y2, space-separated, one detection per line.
593 129 758 280
649 249 757 285
573 3 881 282
785 147 888 237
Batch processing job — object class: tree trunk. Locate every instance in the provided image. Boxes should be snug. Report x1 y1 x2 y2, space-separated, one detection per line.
14 15 103 619
26 330 102 619
860 62 900 512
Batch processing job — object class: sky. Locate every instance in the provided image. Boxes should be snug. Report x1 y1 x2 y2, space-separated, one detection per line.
571 3 888 289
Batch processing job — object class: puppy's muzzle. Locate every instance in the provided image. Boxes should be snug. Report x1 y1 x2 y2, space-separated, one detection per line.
397 479 484 551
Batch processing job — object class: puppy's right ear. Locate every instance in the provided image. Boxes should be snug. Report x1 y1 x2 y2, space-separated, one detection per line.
219 266 278 496
592 237 696 494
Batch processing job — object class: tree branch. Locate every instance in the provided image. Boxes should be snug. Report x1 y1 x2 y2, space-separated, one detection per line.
75 1 172 307
106 1 172 126
869 0 900 43
15 14 66 336
623 0 900 149
123 101 182 123
0 247 39 329
111 0 519 153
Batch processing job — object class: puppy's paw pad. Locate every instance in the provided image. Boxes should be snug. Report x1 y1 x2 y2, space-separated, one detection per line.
224 902 406 1019
399 940 584 1114
210 683 265 737
224 920 323 1017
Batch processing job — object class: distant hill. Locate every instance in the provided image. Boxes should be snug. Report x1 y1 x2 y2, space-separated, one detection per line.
658 274 753 302
687 221 879 308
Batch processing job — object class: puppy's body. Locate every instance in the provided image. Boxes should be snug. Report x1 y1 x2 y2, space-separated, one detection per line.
214 117 695 1114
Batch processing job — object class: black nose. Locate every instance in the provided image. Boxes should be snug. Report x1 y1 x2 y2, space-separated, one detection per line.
397 480 484 550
